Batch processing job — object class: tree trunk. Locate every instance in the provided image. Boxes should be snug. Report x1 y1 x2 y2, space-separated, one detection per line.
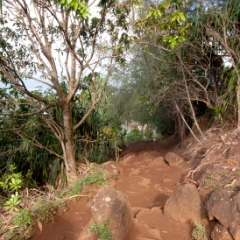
176 101 186 142
209 69 220 105
62 103 78 185
237 83 240 130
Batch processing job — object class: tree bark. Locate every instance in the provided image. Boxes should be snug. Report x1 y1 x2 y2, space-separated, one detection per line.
238 82 240 131
175 102 203 145
62 103 78 184
209 69 220 105
176 101 186 142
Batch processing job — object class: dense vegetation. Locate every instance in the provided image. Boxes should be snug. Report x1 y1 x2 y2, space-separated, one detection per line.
0 0 239 220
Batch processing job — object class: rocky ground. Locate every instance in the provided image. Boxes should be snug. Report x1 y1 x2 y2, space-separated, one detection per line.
30 123 240 240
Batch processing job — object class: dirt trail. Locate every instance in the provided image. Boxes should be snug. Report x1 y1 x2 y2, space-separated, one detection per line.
31 138 193 240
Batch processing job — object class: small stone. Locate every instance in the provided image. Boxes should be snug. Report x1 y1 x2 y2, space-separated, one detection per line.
164 152 185 167
105 197 111 202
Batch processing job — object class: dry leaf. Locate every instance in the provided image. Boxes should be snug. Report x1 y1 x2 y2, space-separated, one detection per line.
37 220 42 233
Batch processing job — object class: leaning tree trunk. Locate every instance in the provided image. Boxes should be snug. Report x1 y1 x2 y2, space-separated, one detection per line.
62 104 78 185
177 112 185 142
176 101 186 142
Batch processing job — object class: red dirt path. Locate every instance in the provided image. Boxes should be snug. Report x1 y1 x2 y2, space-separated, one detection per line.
31 137 193 240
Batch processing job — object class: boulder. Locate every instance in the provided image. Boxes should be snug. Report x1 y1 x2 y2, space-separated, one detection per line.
229 223 240 240
164 184 206 223
164 152 185 167
197 163 240 203
230 192 240 240
90 185 133 240
206 188 233 228
205 188 240 239
211 223 233 240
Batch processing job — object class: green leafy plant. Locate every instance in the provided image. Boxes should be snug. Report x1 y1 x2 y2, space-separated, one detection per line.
12 209 33 237
4 192 21 211
88 217 114 240
0 164 23 211
12 209 32 228
192 220 207 240
0 164 23 192
59 0 89 18
4 210 33 240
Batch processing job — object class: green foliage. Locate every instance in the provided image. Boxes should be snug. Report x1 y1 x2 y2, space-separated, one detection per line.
0 0 138 185
181 0 240 124
124 126 163 143
192 220 207 240
13 209 32 227
4 192 21 211
56 0 89 18
60 166 108 198
125 128 145 143
73 80 124 164
213 107 224 123
0 165 23 193
0 93 64 185
0 81 122 186
0 164 23 211
88 217 114 240
10 210 33 239
131 0 240 137
108 47 175 140
33 200 57 222
80 167 108 188
163 35 186 48
136 0 188 48
216 66 239 123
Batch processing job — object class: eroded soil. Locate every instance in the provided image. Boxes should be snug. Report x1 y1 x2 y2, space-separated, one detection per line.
31 137 194 240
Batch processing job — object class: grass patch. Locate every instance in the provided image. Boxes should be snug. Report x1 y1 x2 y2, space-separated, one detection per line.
60 166 108 198
201 166 240 194
192 220 207 240
33 200 57 222
88 217 114 240
205 170 214 180
4 210 33 240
